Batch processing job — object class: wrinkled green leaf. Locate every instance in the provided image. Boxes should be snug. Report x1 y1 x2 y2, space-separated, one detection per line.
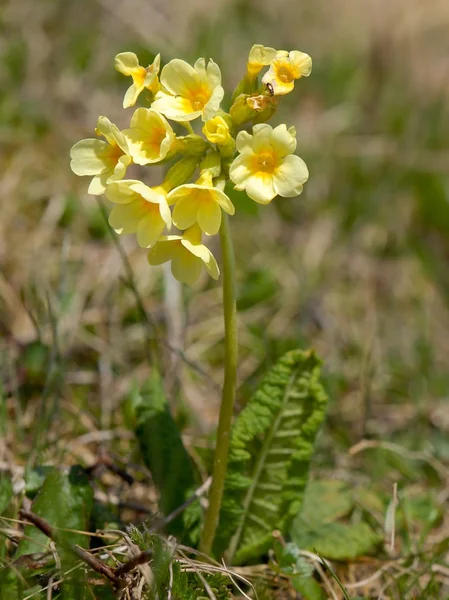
291 521 382 561
215 349 328 563
300 480 354 529
133 370 197 535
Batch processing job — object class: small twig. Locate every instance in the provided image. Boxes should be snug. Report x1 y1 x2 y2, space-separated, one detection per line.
114 550 152 577
157 476 212 530
19 509 120 586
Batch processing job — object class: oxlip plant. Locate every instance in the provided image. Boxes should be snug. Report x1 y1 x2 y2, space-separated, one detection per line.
70 44 329 592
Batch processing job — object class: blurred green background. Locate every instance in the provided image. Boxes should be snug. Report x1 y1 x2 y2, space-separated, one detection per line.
2 0 449 557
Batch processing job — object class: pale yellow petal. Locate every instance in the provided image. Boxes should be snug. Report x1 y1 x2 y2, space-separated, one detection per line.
270 123 297 156
205 59 222 87
123 83 143 108
202 85 225 121
108 200 146 234
210 188 235 215
247 45 277 72
70 139 110 176
105 179 142 204
88 172 110 195
108 154 131 182
136 213 165 248
251 123 272 152
203 250 219 280
172 196 198 230
124 108 174 164
151 92 200 122
171 249 202 286
95 116 118 146
114 52 140 76
181 239 219 280
160 59 200 97
144 53 161 86
289 51 312 77
235 130 254 154
245 173 276 204
197 201 222 235
148 238 180 266
229 153 253 188
273 154 309 197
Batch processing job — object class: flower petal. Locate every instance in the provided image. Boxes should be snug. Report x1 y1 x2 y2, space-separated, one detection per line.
108 200 147 234
108 154 131 182
123 83 143 108
197 201 222 235
181 239 219 280
105 179 143 204
289 51 312 77
70 139 110 176
235 130 254 154
273 154 309 197
202 84 225 121
245 173 276 204
172 196 198 230
124 108 174 164
229 153 253 188
251 124 272 152
148 237 180 266
171 248 202 285
160 59 200 97
270 124 297 156
88 172 110 195
151 92 200 122
205 59 222 87
114 52 140 76
210 189 235 215
137 213 166 248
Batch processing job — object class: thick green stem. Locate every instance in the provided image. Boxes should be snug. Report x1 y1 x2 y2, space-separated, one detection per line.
199 214 237 556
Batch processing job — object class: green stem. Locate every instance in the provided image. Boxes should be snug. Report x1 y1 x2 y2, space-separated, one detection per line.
199 213 238 556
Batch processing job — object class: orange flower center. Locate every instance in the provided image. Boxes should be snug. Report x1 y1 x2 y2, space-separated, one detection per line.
277 65 293 83
256 150 277 172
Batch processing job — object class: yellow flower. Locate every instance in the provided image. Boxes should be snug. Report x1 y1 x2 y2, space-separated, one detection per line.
168 172 235 236
151 58 224 122
202 116 231 145
70 116 131 195
105 179 171 248
114 52 160 108
262 50 312 96
229 123 308 204
148 224 219 286
123 108 175 165
247 44 277 78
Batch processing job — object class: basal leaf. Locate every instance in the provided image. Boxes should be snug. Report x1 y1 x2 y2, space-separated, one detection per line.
133 370 197 535
299 480 354 529
16 466 93 557
215 349 328 563
291 521 382 561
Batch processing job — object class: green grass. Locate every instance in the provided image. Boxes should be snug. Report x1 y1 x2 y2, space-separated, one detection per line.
1 0 449 597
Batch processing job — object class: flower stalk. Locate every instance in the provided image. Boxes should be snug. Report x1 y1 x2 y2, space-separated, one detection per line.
199 213 237 556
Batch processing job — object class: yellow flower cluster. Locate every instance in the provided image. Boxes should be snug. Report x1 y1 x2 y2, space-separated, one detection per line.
70 45 311 285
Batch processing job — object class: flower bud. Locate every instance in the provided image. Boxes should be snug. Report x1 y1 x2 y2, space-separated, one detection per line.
173 134 209 158
199 150 222 178
203 116 231 145
229 93 257 126
163 156 199 191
